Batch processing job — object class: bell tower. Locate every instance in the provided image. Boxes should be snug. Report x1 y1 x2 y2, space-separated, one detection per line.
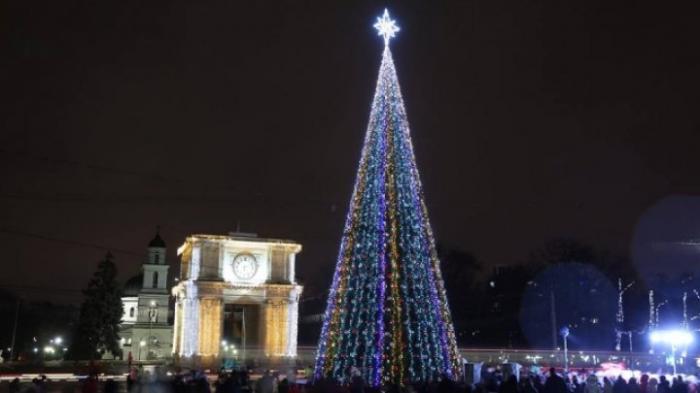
142 226 168 293
139 227 170 326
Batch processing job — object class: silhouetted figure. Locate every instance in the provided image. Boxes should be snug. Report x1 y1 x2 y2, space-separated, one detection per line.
279 378 290 393
258 370 275 393
585 376 600 393
521 376 538 393
613 377 627 393
500 376 520 393
438 374 457 393
649 379 658 393
603 378 613 393
658 377 671 393
544 368 568 393
671 377 688 393
83 374 99 393
9 378 21 393
629 378 641 393
640 375 650 393
105 379 118 393
349 374 365 393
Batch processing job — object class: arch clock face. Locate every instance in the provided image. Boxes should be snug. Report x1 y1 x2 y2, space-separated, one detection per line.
232 253 257 280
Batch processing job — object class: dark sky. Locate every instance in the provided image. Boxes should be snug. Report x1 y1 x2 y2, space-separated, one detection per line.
2 1 700 303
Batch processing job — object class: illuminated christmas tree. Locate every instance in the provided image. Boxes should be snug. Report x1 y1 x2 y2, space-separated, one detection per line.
314 10 462 386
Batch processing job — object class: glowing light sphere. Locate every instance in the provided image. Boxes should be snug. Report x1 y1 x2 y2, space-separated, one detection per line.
374 9 400 45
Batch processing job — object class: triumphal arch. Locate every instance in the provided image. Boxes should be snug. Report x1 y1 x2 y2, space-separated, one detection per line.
172 233 302 364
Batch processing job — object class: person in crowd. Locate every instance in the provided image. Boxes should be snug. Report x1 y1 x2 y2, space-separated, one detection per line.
499 375 519 393
279 378 290 393
544 368 568 393
648 378 659 393
82 374 99 393
613 377 627 393
258 370 276 393
349 371 365 393
521 376 539 393
603 378 613 393
641 375 650 393
658 376 671 393
104 378 118 393
585 374 601 393
534 375 545 393
671 376 689 393
437 374 457 393
9 377 21 393
629 377 641 393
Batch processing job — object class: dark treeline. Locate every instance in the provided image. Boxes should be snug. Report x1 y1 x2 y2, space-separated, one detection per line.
440 238 700 351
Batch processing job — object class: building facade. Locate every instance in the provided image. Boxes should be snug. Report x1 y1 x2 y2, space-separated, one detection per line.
119 230 173 360
171 233 302 364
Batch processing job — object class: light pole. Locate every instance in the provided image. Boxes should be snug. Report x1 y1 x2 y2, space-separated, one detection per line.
560 326 570 373
650 329 693 375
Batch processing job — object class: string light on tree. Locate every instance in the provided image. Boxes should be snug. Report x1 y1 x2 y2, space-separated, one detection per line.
314 9 462 386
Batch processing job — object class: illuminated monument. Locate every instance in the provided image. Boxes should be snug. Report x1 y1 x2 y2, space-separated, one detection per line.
172 233 302 364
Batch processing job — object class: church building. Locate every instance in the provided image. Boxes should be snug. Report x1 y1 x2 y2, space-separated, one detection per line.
119 230 173 360
171 232 302 364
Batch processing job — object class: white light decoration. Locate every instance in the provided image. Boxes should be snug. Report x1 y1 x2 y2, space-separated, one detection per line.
650 329 694 374
650 329 694 345
181 282 199 357
374 9 400 45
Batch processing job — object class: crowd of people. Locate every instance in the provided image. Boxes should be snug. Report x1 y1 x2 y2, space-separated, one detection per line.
473 368 695 393
2 366 698 393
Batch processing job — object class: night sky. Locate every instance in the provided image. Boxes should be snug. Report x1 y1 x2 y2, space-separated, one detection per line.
2 1 700 303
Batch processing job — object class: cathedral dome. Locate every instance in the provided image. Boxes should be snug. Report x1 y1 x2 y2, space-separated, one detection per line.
123 273 143 296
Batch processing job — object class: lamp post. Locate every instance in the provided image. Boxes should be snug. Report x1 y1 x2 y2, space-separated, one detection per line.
560 326 570 373
650 329 693 375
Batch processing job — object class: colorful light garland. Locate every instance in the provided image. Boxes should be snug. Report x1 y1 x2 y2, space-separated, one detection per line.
314 10 462 386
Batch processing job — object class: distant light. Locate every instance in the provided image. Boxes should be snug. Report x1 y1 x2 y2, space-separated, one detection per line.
221 340 227 347
489 281 496 288
33 347 38 353
55 337 63 345
150 300 157 307
139 340 146 347
650 329 694 345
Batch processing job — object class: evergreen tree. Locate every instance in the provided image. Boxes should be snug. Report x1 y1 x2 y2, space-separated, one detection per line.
69 252 123 360
314 10 461 385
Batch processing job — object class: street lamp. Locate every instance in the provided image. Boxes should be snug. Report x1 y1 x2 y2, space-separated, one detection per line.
560 326 570 372
650 329 693 374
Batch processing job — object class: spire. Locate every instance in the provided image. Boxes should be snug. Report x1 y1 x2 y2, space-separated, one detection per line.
148 226 166 248
314 10 461 386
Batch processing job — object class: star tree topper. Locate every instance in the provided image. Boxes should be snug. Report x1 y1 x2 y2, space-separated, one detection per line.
374 9 400 45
